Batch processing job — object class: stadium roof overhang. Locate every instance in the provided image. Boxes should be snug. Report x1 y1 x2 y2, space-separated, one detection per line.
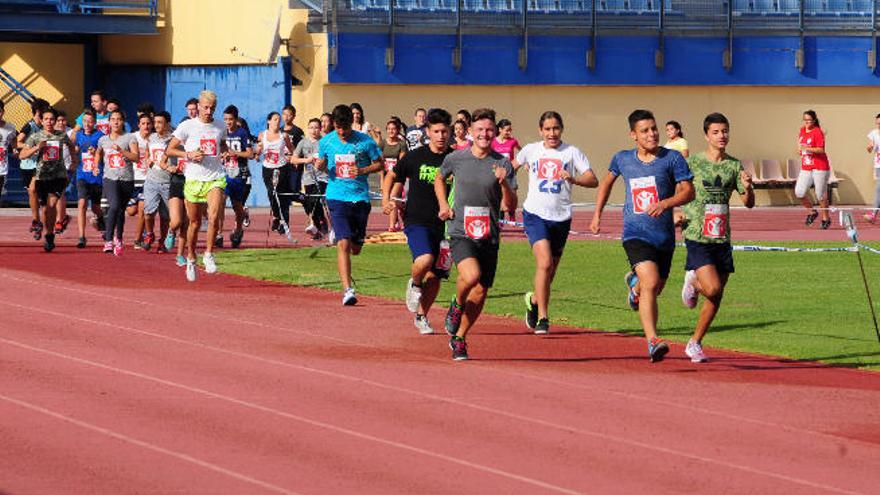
0 13 157 35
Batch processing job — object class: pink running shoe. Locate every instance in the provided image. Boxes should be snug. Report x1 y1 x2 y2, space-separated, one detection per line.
113 239 123 256
681 270 698 309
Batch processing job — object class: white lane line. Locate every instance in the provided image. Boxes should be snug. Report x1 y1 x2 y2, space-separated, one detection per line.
0 393 299 495
0 336 583 495
0 269 874 451
0 299 867 495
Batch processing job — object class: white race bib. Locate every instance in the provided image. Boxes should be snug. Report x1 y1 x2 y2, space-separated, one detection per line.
630 176 659 215
464 206 491 240
43 140 60 161
702 204 728 239
81 151 96 172
96 119 110 135
199 136 218 157
435 239 452 271
225 156 240 178
106 150 125 169
335 153 357 179
537 158 562 181
150 147 165 166
384 157 397 173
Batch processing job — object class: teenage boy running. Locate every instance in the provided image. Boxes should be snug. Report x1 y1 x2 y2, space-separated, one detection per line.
17 98 50 239
72 110 104 248
222 105 254 248
142 111 174 253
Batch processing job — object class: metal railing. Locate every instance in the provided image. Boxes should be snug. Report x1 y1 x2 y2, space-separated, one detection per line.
0 0 158 16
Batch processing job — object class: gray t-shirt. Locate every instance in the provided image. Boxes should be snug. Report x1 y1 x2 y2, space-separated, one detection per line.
98 133 136 181
145 133 173 184
439 149 513 244
295 138 328 186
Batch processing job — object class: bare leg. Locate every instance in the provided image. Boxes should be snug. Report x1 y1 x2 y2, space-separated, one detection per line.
205 187 225 254
634 262 666 341
185 200 205 260
531 240 560 319
336 238 353 288
691 267 730 344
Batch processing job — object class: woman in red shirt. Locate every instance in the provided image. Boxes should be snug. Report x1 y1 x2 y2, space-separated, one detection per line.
795 110 831 229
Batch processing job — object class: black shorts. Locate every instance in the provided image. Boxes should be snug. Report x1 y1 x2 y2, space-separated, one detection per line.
450 237 500 288
623 239 674 280
21 169 35 189
35 178 68 206
169 174 185 200
685 240 735 274
76 180 102 205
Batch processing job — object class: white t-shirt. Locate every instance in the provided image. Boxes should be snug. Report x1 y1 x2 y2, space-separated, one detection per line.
868 129 880 169
517 141 591 222
0 122 17 176
172 117 228 181
133 132 151 181
260 132 287 170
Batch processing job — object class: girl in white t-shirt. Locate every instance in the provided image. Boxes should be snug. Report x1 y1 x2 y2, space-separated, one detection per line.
255 111 294 234
516 111 599 334
865 114 880 223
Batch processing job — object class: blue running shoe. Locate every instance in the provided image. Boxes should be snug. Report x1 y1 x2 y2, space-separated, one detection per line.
625 271 639 311
164 233 175 251
176 255 187 267
648 337 669 363
445 299 463 336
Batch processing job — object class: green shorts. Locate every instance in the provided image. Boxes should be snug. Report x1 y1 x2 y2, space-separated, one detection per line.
184 177 227 204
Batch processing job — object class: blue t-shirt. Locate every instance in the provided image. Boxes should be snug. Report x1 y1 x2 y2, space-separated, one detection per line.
319 130 382 203
608 147 693 249
225 127 252 180
75 130 105 184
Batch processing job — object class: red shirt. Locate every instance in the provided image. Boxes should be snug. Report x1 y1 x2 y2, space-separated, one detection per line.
798 126 829 171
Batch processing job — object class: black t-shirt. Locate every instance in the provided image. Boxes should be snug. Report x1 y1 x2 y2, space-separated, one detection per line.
284 125 305 149
393 145 451 228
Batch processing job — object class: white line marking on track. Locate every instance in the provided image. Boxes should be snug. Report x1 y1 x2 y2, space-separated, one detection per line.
0 269 873 452
0 393 299 495
0 299 867 495
0 336 584 495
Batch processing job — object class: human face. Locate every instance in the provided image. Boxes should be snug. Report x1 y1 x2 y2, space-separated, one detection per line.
267 113 281 132
456 112 468 124
82 114 96 133
352 107 363 124
91 95 107 113
414 110 426 127
499 125 513 140
386 122 399 139
109 113 124 133
107 102 119 113
153 116 168 134
335 122 352 140
665 124 679 140
540 118 562 149
307 121 320 139
186 103 198 119
198 98 215 121
802 113 816 131
138 116 152 134
630 119 660 153
41 112 56 132
282 108 294 125
470 118 496 152
223 113 236 131
705 123 729 151
454 122 465 139
426 123 449 152
54 116 68 131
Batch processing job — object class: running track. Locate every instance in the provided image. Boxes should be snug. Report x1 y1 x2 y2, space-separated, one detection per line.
1 207 879 494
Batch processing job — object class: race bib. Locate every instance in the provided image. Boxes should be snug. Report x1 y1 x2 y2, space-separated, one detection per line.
106 150 125 169
630 176 659 215
537 158 563 181
96 120 110 135
137 150 149 172
335 153 357 179
43 140 60 161
265 149 280 167
0 146 6 175
702 204 728 239
177 157 187 173
435 239 452 271
81 151 96 172
199 137 218 157
151 147 165 166
0 146 6 164
464 206 491 240
225 156 240 178
384 157 397 173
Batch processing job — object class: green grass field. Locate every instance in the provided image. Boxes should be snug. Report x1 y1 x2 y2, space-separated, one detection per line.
216 240 880 370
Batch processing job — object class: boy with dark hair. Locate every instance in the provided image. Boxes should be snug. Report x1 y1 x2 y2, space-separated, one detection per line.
17 98 50 239
222 104 254 248
73 109 105 248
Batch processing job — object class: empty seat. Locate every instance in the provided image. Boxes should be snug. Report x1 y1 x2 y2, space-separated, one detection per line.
742 159 759 180
779 0 800 12
630 0 650 11
760 159 795 184
534 0 558 10
733 0 752 12
828 0 850 11
755 0 775 12
558 0 590 12
488 0 514 9
853 0 874 13
787 158 801 179
603 0 627 11
464 0 485 9
804 0 825 13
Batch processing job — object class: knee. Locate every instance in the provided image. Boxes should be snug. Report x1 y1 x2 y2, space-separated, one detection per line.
701 283 724 300
351 243 363 256
459 269 481 288
639 276 662 295
535 256 553 272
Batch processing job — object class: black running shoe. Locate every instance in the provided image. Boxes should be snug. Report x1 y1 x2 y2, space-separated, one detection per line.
214 235 224 248
445 299 463 336
43 233 55 252
271 218 280 232
524 291 538 329
449 336 468 361
96 216 106 232
805 210 819 226
535 318 550 335
820 219 831 230
76 237 87 249
230 230 244 248
29 219 40 234
648 338 670 363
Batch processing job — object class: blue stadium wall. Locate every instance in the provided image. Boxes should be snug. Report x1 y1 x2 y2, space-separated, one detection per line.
331 33 880 85
99 59 292 208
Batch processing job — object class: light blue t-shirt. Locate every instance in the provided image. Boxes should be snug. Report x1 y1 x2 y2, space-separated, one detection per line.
319 130 381 203
608 147 693 250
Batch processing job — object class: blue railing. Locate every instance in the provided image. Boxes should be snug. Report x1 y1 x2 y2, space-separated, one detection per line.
0 0 157 16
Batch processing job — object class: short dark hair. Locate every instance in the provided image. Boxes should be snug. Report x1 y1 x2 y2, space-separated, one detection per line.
426 108 452 127
90 89 106 100
55 110 67 119
81 108 96 119
702 113 729 134
137 102 155 116
282 104 296 114
414 107 426 116
110 109 126 121
31 98 49 116
155 110 171 123
223 104 239 119
332 104 353 128
266 111 280 123
539 111 563 129
308 117 321 126
41 107 58 119
471 108 496 126
107 98 122 108
138 113 152 123
628 109 655 131
666 120 683 138
456 109 472 124
497 118 512 129
185 98 198 107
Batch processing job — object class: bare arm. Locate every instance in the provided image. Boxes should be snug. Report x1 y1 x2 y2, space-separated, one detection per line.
121 140 139 161
590 172 618 233
647 180 695 218
563 169 598 188
357 159 384 176
435 170 453 220
381 169 398 215
165 137 185 158
739 170 755 209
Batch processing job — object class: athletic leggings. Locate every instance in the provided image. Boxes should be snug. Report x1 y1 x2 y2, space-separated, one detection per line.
874 169 880 209
103 178 134 242
304 182 328 232
262 166 291 225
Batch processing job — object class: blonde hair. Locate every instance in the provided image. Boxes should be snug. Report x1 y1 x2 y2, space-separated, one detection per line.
198 90 218 107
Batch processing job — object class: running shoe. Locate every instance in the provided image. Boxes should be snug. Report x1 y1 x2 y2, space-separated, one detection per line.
820 219 831 230
328 229 336 245
414 314 434 335
203 252 218 274
103 241 113 253
29 219 40 234
176 255 187 267
59 214 70 233
76 237 87 249
625 271 640 311
311 232 323 241
143 232 155 251
230 230 244 248
305 223 318 236
32 221 43 241
96 215 106 232
113 239 123 256
685 339 708 363
864 213 877 224
449 336 468 361
445 298 463 336
186 259 197 282
54 221 63 233
524 291 538 329
648 337 669 363
342 287 358 306
405 278 422 313
681 270 698 309
164 233 175 250
43 233 55 252
534 317 550 335
157 243 169 254
243 207 251 228
271 218 280 232
214 235 224 248
805 209 819 226
133 240 145 250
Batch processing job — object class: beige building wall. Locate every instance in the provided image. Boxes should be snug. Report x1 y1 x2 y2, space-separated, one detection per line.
322 85 880 206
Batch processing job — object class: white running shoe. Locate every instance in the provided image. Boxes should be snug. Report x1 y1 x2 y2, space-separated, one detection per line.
685 340 708 363
405 278 422 313
681 270 698 309
305 223 318 235
203 252 217 274
186 260 198 282
342 287 357 306
414 315 434 335
328 228 336 245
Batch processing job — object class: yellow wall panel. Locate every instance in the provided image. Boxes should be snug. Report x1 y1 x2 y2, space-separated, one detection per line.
284 9 327 129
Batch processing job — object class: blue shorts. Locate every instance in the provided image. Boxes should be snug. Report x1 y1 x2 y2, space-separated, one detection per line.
127 183 144 207
327 200 371 245
404 224 449 279
523 209 571 258
226 177 252 204
685 240 735 274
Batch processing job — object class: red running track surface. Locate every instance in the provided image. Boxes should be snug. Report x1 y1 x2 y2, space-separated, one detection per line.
1 207 879 494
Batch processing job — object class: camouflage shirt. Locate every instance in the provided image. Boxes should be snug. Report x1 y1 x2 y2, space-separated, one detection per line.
682 152 746 244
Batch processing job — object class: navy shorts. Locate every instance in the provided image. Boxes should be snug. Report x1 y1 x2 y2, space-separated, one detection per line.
327 199 371 245
169 174 185 200
76 179 102 205
623 239 674 280
404 223 449 279
226 177 252 204
127 182 144 207
685 240 735 274
450 236 500 288
523 209 571 258
35 178 67 206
